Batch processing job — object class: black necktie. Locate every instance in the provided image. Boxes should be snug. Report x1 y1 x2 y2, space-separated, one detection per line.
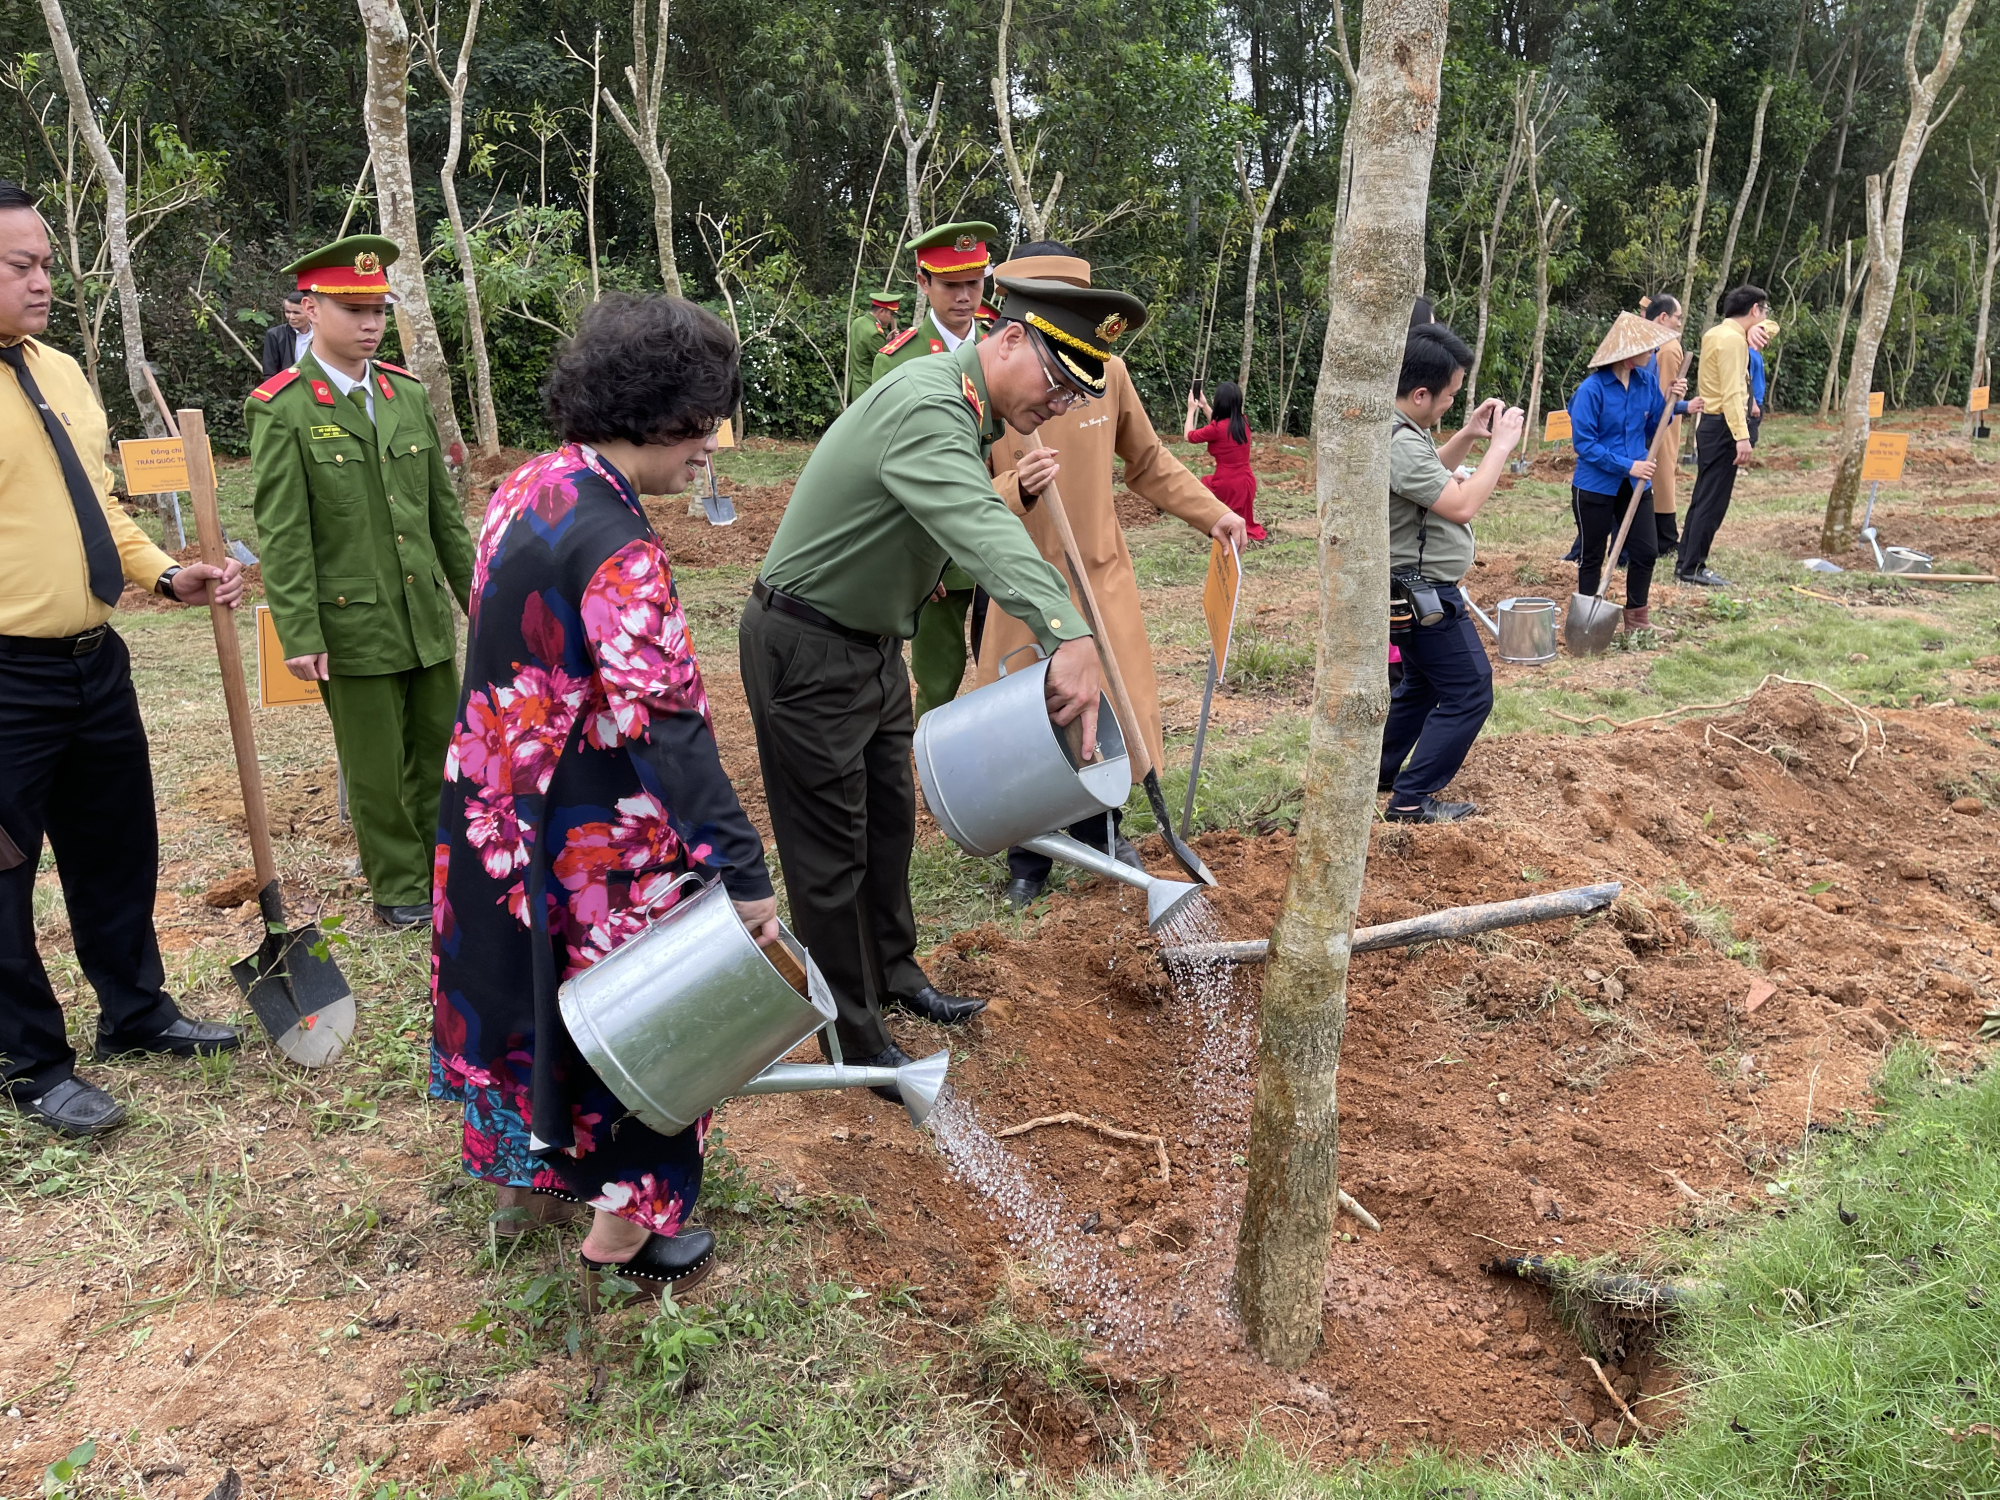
1 340 122 606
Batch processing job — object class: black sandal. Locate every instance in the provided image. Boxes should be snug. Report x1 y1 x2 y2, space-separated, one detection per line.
578 1227 717 1311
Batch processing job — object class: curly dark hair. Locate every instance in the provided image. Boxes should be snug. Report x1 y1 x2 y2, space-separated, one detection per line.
542 293 741 445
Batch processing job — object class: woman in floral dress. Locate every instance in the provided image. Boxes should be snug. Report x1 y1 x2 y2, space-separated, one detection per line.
430 294 775 1295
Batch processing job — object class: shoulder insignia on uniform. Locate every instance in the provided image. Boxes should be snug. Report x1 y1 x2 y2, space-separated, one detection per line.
961 373 984 422
375 360 417 379
879 327 919 356
928 338 944 354
308 378 336 406
251 368 300 402
375 371 396 400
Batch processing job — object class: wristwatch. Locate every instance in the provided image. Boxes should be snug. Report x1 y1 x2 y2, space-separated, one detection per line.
155 566 183 600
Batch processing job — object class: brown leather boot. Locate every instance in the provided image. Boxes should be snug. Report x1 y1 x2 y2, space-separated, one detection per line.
1622 605 1652 632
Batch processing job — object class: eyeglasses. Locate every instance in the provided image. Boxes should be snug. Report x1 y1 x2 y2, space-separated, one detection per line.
1030 335 1092 412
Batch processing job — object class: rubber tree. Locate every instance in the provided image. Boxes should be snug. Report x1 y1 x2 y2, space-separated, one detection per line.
1969 152 2000 438
1821 0 1975 553
1704 83 1775 318
1677 93 1717 320
36 0 166 436
357 0 470 468
1465 75 1531 413
603 0 682 296
1519 106 1570 463
1231 0 1444 1370
992 0 1060 241
419 0 499 458
1235 121 1303 396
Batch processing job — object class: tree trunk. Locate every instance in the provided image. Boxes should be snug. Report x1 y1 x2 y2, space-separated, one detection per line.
425 0 499 457
1822 25 1862 250
1237 121 1303 396
882 40 942 270
38 0 165 436
356 0 469 469
602 0 681 296
1818 241 1861 419
1467 76 1530 412
991 0 1045 242
1821 0 1976 553
1520 119 1567 462
1705 84 1774 317
1231 0 1444 1371
1969 160 2000 437
1678 96 1717 319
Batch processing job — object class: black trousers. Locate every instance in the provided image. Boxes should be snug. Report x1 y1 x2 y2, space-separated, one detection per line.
738 598 926 1059
1575 480 1660 609
1678 415 1743 576
0 632 181 1099
1379 582 1493 802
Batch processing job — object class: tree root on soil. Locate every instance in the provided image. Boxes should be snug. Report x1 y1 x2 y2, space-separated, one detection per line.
1547 673 1887 773
995 1112 1173 1184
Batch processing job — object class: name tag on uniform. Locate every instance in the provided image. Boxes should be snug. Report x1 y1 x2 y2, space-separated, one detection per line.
310 425 345 440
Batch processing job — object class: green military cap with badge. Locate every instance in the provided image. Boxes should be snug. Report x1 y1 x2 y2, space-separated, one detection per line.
867 288 902 311
911 221 998 276
285 234 401 302
991 276 1147 396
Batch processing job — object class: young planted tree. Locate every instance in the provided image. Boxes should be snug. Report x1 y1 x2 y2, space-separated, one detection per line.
1232 0 1445 1370
419 0 499 458
603 0 682 296
1677 92 1718 318
1235 121 1303 395
1818 240 1864 417
1465 75 1534 412
357 0 470 467
1969 151 2000 437
1705 83 1775 317
1821 0 1976 552
882 39 944 266
36 0 166 435
1520 109 1571 462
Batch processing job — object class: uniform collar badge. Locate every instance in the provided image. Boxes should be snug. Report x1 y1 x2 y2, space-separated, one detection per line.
961 372 984 422
309 379 335 406
376 372 395 399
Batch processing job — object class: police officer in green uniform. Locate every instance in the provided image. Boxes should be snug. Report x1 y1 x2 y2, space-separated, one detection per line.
245 234 476 929
845 289 900 404
742 276 1144 1087
872 222 998 717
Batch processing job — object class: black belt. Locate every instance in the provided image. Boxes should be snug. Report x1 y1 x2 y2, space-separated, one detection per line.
0 625 109 657
752 578 890 646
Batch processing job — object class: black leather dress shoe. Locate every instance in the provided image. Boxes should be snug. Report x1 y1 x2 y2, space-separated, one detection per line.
887 983 986 1025
95 1015 243 1061
1384 795 1479 824
1113 836 1145 871
1676 567 1729 588
579 1226 717 1309
849 1043 914 1103
375 902 432 929
1005 876 1047 911
18 1076 127 1136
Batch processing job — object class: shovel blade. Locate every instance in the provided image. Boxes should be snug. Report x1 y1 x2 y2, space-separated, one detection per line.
1564 592 1622 657
231 922 355 1068
701 490 736 526
1142 771 1217 886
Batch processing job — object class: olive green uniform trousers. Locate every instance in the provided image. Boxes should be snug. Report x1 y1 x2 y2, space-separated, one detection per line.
321 661 459 908
909 577 976 719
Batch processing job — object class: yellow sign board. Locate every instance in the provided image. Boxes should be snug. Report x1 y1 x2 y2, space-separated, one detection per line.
714 417 737 449
1201 538 1242 669
1867 391 1885 419
118 435 216 495
1972 385 1991 413
255 604 321 707
1860 431 1909 483
1543 409 1573 443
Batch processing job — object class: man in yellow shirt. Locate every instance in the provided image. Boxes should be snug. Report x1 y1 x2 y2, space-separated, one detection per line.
0 181 247 1137
1676 284 1768 588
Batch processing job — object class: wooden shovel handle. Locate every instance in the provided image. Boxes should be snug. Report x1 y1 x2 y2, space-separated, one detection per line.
180 409 279 891
1018 431 1152 780
1594 479 1652 603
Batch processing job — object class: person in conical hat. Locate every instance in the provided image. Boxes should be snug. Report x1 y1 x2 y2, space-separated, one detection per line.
1565 309 1701 633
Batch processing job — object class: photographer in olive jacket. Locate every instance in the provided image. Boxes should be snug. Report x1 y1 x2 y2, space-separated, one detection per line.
1380 322 1523 824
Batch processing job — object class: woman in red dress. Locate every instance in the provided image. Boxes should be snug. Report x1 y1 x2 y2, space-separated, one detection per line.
1184 380 1265 542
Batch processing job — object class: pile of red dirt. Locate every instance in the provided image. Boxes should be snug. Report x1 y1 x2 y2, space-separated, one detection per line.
729 683 1998 1470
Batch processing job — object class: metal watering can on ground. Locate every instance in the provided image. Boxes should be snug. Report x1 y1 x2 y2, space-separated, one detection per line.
558 875 949 1131
914 650 1204 932
1466 596 1560 664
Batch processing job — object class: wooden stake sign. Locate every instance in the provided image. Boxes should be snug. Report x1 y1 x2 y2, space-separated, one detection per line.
1860 431 1909 483
1867 391 1885 419
1542 409 1572 443
255 605 321 707
1971 385 1990 413
118 434 215 495
1201 536 1242 670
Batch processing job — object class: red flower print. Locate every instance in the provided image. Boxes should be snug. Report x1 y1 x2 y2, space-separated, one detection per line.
590 1173 685 1236
610 791 687 871
567 1107 603 1156
521 590 567 665
463 1124 500 1172
553 821 621 928
440 1052 493 1091
464 788 530 879
580 540 712 736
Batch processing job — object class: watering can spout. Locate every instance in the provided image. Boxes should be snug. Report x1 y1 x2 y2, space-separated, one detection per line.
1464 598 1500 640
1021 831 1204 932
735 1048 952 1130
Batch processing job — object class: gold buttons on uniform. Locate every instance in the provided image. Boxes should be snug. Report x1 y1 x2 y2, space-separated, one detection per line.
396 533 404 543
406 573 415 583
334 453 345 464
336 596 347 606
1051 618 1062 628
409 444 418 454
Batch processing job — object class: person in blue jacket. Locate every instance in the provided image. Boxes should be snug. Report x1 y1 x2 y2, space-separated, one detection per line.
1746 317 1776 445
1567 312 1702 632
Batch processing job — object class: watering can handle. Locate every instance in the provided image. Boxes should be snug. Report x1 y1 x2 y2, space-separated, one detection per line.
996 642 1047 678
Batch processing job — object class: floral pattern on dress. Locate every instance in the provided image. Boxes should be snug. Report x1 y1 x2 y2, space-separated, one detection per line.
430 444 768 1231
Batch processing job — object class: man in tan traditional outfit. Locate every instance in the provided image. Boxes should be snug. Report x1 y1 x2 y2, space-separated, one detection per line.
1640 294 1688 553
973 242 1249 907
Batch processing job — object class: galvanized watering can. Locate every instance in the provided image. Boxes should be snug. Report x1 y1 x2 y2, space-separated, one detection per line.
558 874 949 1130
914 650 1131 856
1467 596 1560 665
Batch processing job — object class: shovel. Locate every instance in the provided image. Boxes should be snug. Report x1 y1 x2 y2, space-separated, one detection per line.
699 450 735 526
1563 479 1650 658
1020 433 1216 888
182 409 355 1067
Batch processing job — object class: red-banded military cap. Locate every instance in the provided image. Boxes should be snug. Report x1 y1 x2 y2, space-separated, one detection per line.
867 288 902 311
911 220 998 276
283 234 400 302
